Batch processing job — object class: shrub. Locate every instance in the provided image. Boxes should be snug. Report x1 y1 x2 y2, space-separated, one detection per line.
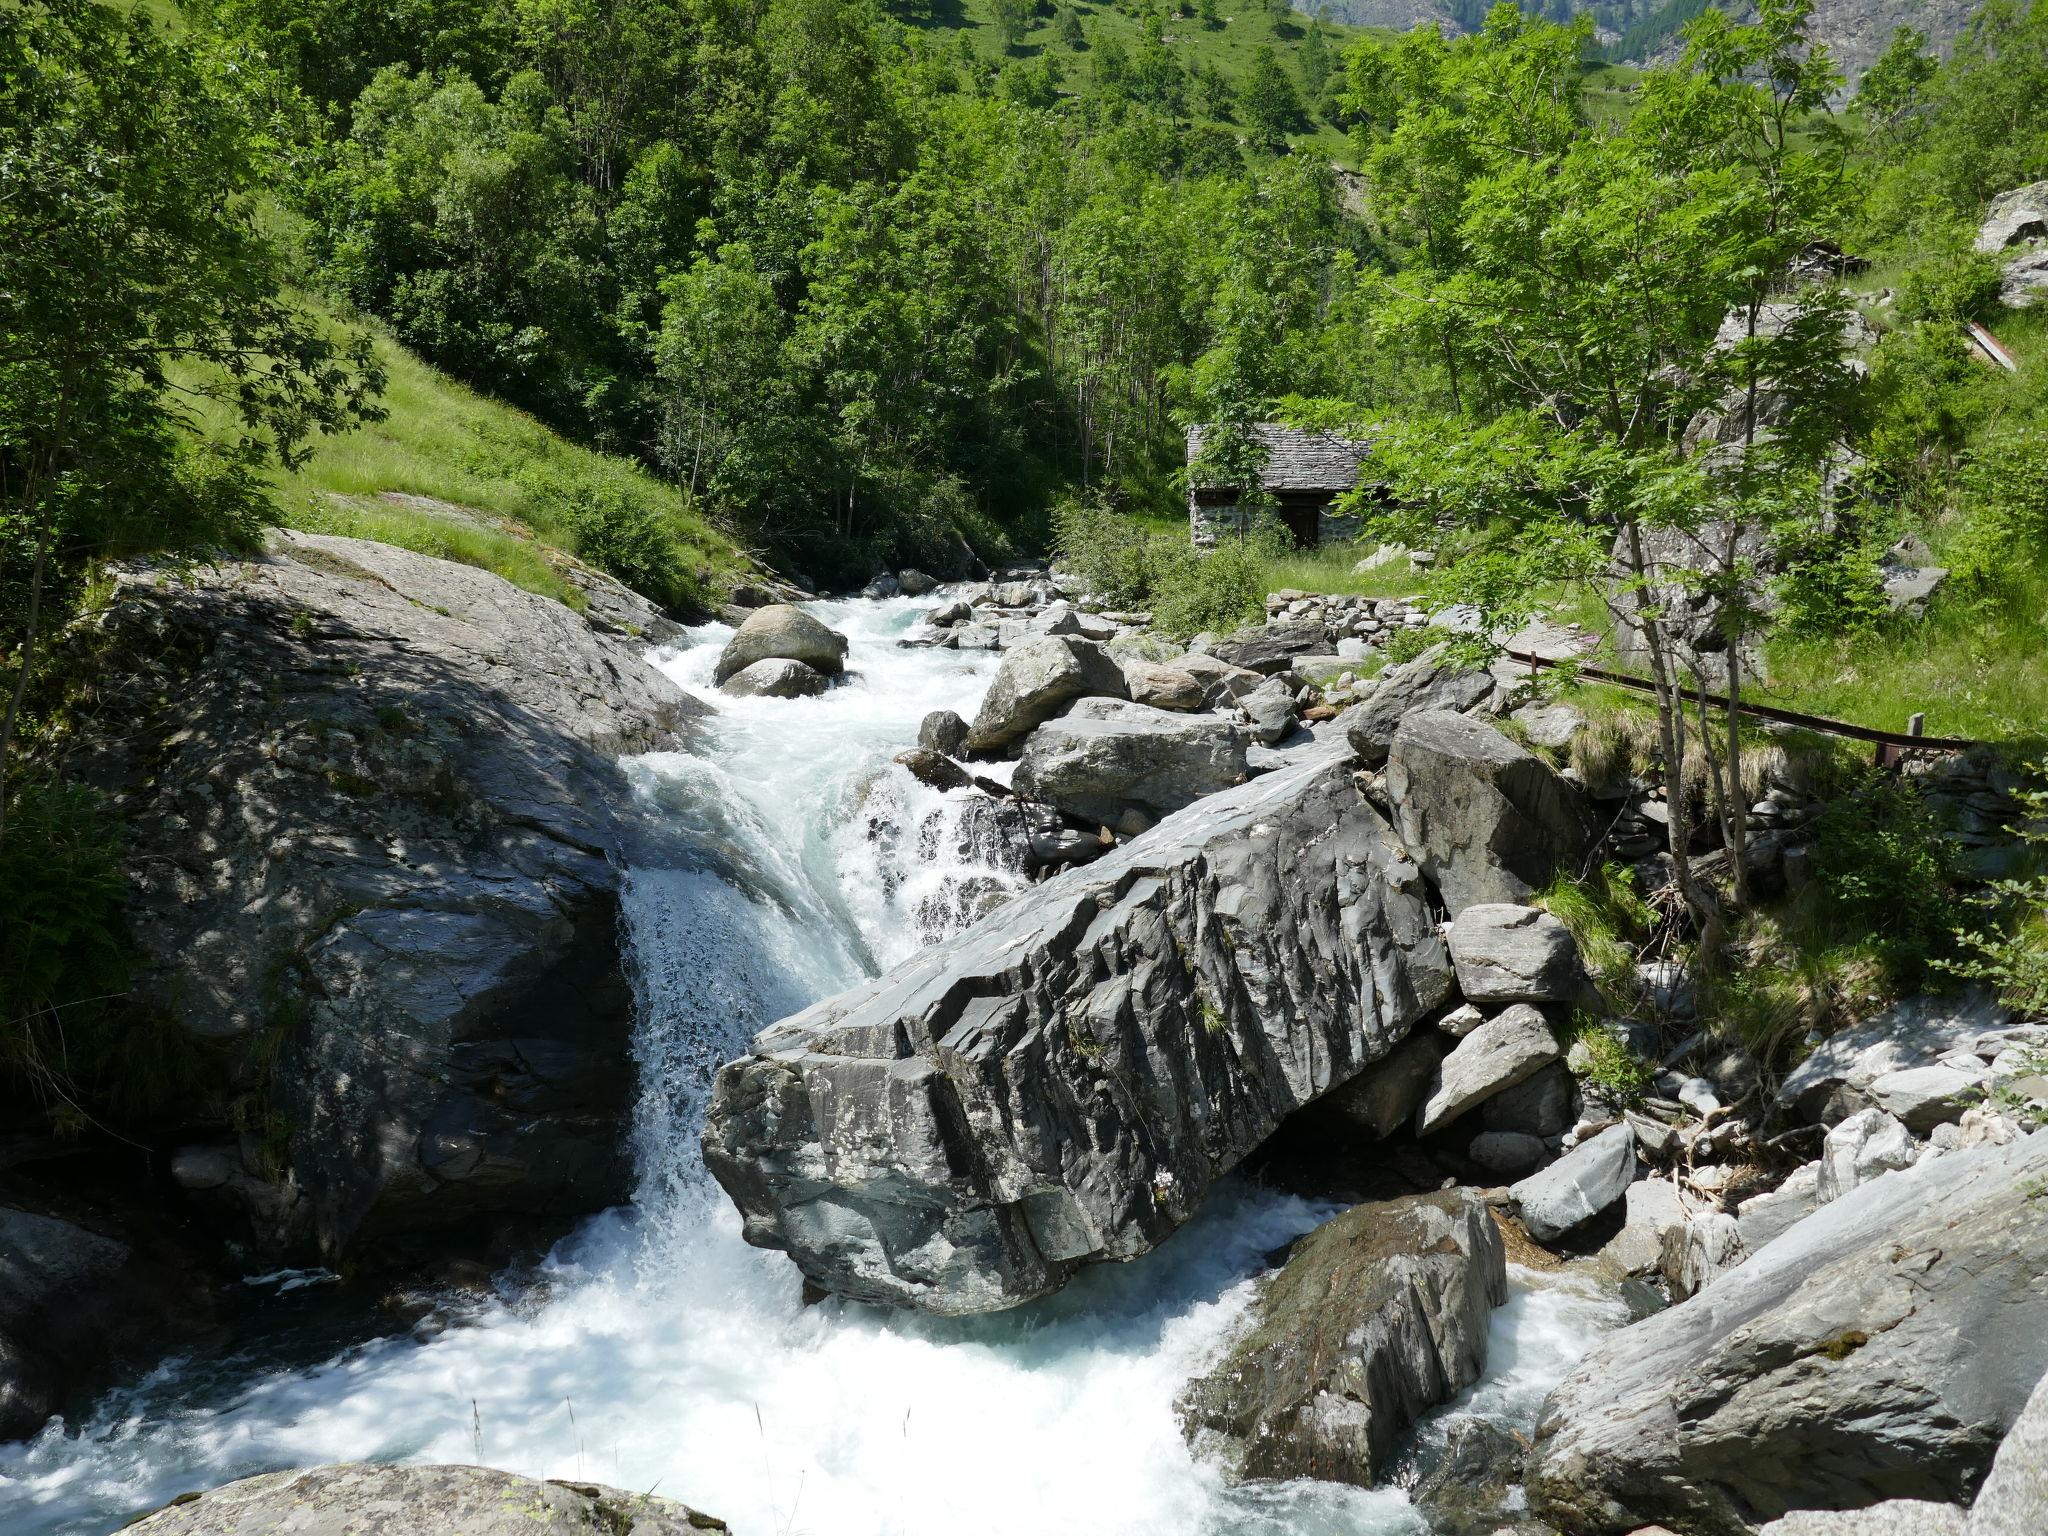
1812 774 1955 979
1148 525 1286 639
1949 428 2048 601
1942 778 2048 1015
560 479 705 615
1051 497 1166 610
1569 1014 1653 1104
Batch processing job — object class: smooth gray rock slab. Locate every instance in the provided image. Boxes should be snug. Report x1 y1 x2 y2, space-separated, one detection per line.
964 635 1128 752
76 533 699 1260
1344 645 1496 766
1177 1189 1507 1486
124 1464 725 1534
1528 1130 2048 1535
1386 710 1597 914
1736 1161 1822 1253
1779 991 2013 1122
713 602 847 683
1202 619 1328 674
1757 1503 1970 1535
1416 1004 1562 1136
1011 697 1250 824
1512 702 1586 752
703 745 1457 1313
717 656 827 698
1447 904 1587 1004
1120 658 1204 711
1511 1122 1634 1240
1975 1365 2048 1536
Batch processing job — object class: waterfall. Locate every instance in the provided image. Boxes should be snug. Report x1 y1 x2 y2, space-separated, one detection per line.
0 597 1621 1536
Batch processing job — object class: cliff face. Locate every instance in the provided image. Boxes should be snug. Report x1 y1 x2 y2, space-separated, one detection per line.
1304 0 1979 83
66 531 704 1264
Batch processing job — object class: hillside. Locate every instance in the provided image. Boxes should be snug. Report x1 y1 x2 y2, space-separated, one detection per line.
1300 0 1981 78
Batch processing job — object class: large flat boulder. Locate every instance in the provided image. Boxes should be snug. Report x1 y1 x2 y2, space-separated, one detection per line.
702 745 1457 1313
1385 710 1598 914
1201 619 1328 674
1011 697 1249 823
1177 1189 1507 1485
1344 644 1497 766
125 1464 725 1534
1778 991 2019 1123
1447 904 1587 1004
712 602 847 684
1528 1130 2048 1535
963 635 1129 752
73 533 701 1263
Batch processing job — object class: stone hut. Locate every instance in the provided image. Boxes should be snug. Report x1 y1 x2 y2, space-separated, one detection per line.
1186 423 1379 550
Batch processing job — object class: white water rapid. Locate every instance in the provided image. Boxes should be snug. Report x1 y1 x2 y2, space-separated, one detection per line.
0 596 1624 1536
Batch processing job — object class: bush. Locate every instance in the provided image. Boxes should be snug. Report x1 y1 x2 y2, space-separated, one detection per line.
1943 778 2048 1015
1538 864 1653 1006
1148 525 1286 639
1050 500 1285 639
560 478 704 614
1812 774 1955 979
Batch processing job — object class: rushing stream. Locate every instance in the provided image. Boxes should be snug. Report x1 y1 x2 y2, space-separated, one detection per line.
0 597 1624 1536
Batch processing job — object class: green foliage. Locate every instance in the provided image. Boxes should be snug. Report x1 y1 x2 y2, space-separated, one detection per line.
1539 863 1654 1005
1569 1014 1653 1104
2 0 381 840
1050 499 1284 638
1950 428 2048 602
1942 777 2048 1015
1812 774 1956 980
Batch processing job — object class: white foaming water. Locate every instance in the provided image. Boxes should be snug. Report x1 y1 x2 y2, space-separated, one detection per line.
0 597 1619 1536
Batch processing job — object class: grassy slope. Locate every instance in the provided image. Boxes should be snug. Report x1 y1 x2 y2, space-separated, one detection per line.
939 0 1380 160
226 316 752 610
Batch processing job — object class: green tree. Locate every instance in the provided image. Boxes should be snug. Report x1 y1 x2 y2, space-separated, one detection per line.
1339 0 1859 926
0 1 381 841
1057 3 1085 49
1238 44 1303 143
1301 17 1331 97
993 0 1035 51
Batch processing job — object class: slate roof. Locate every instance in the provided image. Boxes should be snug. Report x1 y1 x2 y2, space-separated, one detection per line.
1185 423 1376 494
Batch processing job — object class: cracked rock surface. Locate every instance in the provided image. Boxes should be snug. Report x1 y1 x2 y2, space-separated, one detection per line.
1527 1129 2048 1535
64 532 703 1262
701 743 1456 1313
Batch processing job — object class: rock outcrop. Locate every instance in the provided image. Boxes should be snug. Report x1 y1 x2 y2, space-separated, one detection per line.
963 635 1128 752
68 533 701 1262
1011 697 1249 824
1528 1130 2048 1534
1344 646 1497 765
1446 904 1587 1004
1509 1121 1635 1240
701 744 1456 1313
1385 709 1597 914
1177 1189 1507 1485
124 1463 725 1534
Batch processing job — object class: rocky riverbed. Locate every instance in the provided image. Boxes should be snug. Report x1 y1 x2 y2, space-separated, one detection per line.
4 541 2044 1536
